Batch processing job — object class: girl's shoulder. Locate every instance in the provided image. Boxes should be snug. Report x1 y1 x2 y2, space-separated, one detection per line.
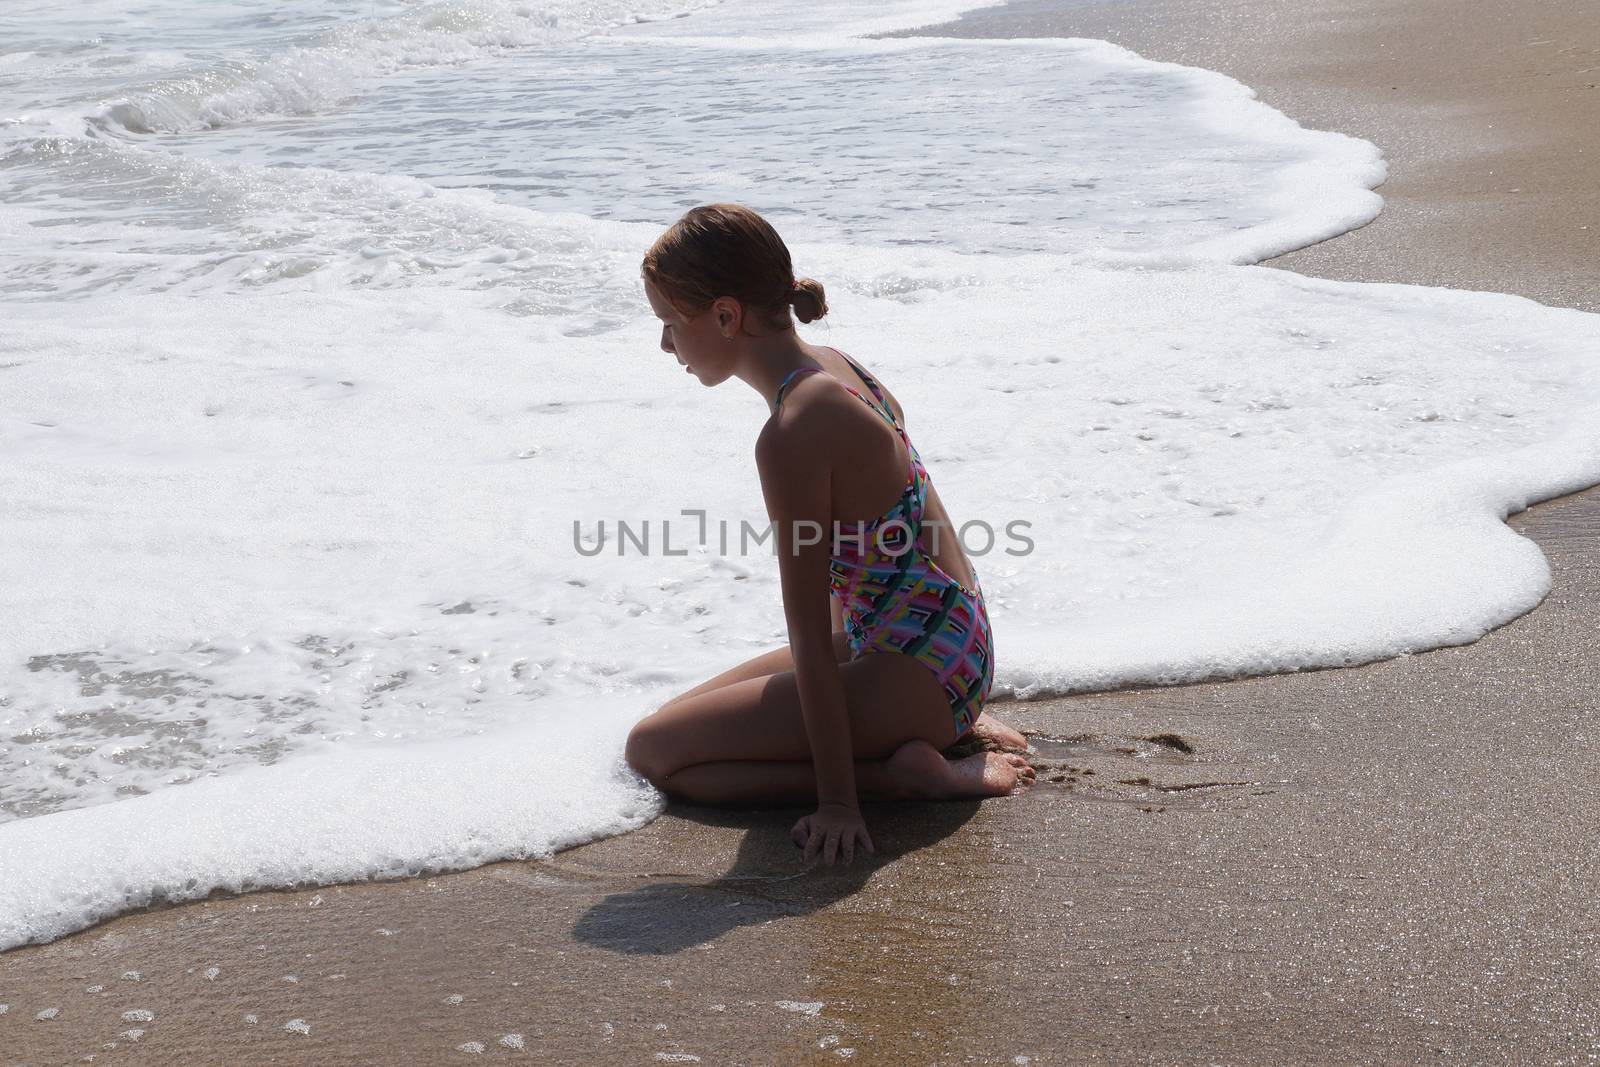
757 369 878 467
827 347 906 429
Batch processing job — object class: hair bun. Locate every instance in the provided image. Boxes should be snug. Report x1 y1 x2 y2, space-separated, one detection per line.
790 277 828 324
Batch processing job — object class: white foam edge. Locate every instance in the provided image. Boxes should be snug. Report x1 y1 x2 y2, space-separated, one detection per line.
610 0 1007 42
0 695 662 951
598 34 1384 268
1052 37 1387 266
997 276 1600 697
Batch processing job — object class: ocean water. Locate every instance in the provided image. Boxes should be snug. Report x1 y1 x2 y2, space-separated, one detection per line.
2 0 1598 949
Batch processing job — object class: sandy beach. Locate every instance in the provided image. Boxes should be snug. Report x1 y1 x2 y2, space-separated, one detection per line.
4 1 1598 1063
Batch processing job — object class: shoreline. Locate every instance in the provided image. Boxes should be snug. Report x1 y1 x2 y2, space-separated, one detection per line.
4 1 1599 1063
902 0 1600 312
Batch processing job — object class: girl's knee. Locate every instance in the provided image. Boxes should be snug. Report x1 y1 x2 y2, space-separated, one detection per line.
624 714 673 787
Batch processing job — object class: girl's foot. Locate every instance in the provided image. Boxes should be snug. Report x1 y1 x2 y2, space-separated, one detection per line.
885 739 1036 799
972 712 1029 752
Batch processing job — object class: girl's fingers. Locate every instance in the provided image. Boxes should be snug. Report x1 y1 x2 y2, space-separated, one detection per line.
793 817 875 865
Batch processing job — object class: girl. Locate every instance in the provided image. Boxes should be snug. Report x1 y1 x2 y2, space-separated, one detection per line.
624 204 1034 866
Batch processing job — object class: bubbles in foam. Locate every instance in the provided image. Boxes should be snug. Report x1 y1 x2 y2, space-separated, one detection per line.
1 37 1378 301
1 0 1597 959
3 0 728 140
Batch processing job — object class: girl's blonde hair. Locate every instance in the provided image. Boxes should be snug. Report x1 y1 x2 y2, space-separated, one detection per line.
642 203 828 327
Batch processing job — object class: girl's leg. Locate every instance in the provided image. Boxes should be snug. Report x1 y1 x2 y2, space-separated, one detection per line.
625 651 1033 806
655 744 1031 807
969 713 1030 751
657 632 852 711
659 636 1030 754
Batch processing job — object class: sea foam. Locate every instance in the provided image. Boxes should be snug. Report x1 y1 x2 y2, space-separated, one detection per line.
1 0 1597 950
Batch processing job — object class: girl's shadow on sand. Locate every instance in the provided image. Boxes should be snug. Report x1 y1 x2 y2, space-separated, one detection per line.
570 799 980 956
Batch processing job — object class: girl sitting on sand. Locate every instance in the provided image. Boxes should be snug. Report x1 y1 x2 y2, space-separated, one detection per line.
624 204 1034 865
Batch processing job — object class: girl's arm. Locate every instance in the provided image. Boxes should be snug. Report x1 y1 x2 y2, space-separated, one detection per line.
755 417 872 865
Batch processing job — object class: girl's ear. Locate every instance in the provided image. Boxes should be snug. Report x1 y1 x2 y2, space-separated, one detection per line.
713 296 741 338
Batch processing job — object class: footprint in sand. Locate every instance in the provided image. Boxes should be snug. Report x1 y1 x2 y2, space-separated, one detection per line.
1022 730 1252 805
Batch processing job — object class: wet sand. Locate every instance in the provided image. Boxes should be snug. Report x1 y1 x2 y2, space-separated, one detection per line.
4 2 1599 1064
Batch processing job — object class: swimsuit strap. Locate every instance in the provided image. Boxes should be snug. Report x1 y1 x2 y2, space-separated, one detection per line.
773 357 928 541
775 362 895 433
773 365 824 410
828 347 899 428
827 350 925 533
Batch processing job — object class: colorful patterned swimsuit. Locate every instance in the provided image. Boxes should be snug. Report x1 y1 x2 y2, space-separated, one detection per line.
772 348 995 739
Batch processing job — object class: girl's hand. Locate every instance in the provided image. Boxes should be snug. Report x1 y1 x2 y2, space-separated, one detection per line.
791 803 875 865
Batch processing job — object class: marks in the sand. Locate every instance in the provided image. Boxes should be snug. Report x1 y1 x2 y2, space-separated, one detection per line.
442 1029 535 1056
1143 732 1194 755
1130 778 1253 793
1022 729 1259 811
552 997 858 1064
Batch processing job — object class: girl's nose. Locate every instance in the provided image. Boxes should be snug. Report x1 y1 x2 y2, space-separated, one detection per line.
660 328 674 354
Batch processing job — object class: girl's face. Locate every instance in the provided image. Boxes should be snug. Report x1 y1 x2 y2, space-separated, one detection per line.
645 277 735 385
